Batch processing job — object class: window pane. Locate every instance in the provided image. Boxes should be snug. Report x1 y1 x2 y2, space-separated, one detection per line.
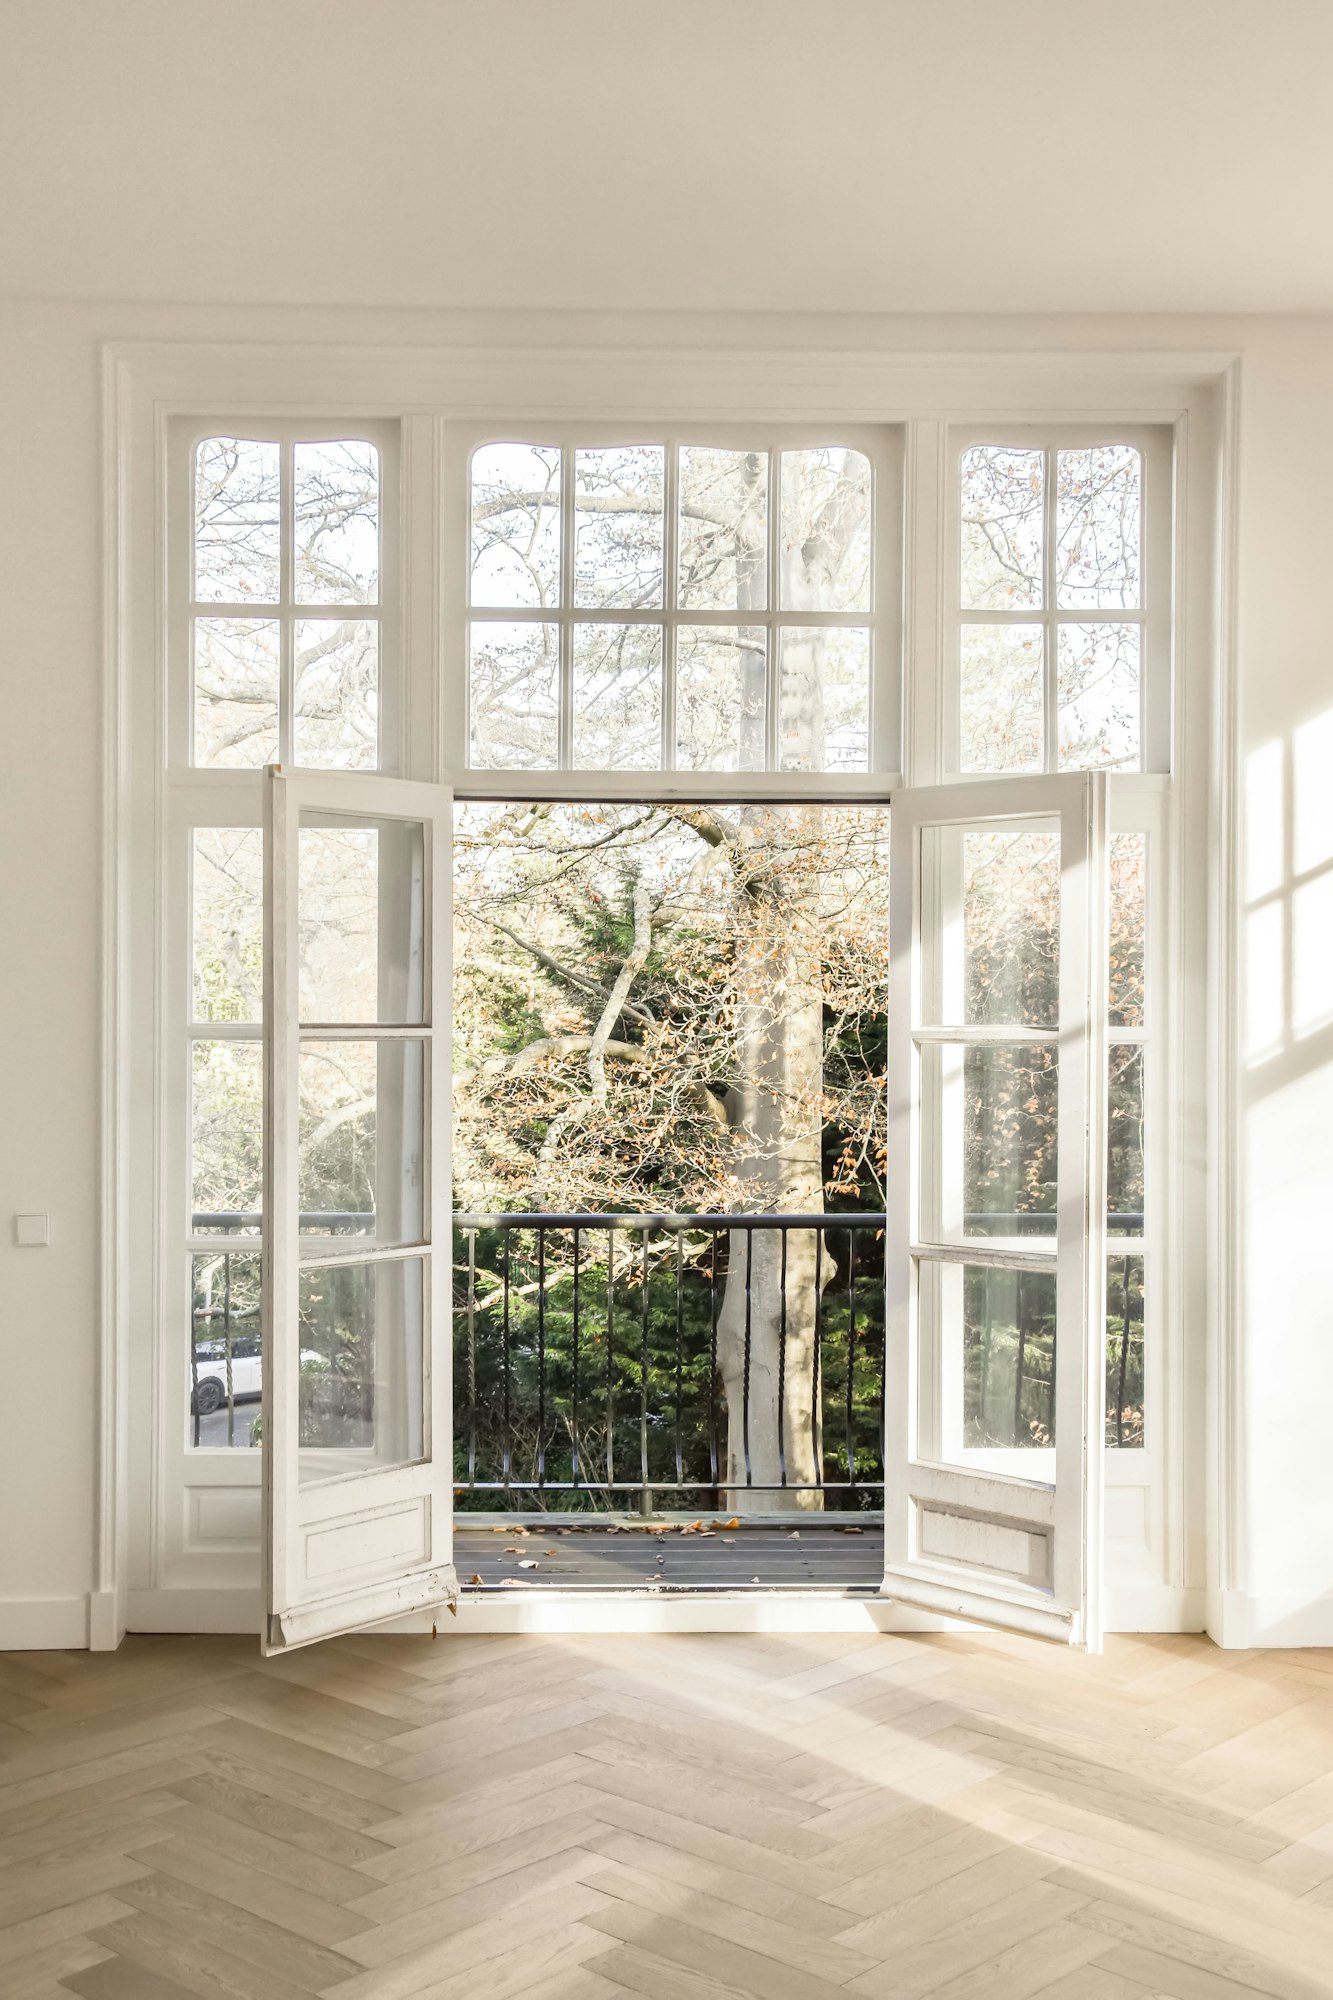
780 448 871 612
1108 1045 1145 1228
678 448 767 611
960 446 1043 610
962 830 1061 1030
779 627 869 773
294 440 380 605
299 1040 425 1245
298 1258 424 1481
193 437 280 604
469 622 559 769
192 1039 262 1231
962 1263 1056 1449
574 446 664 610
1109 832 1146 1027
676 626 767 771
193 617 279 767
959 625 1043 773
1106 1253 1145 1448
294 618 379 770
193 827 263 1025
572 623 662 770
191 1249 262 1448
1057 622 1141 770
298 816 426 1026
470 444 561 608
1056 445 1141 610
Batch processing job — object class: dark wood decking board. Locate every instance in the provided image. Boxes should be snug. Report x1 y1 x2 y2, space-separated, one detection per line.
455 1523 885 1591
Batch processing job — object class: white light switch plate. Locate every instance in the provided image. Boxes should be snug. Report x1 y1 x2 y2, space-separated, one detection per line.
15 1213 50 1247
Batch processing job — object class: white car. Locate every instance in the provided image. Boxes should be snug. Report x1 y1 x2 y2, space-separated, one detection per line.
192 1333 333 1415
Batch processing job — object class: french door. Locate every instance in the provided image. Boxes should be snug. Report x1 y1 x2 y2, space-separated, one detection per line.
882 772 1109 1647
261 768 456 1653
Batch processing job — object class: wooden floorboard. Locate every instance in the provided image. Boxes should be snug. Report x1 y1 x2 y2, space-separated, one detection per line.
0 1632 1331 1996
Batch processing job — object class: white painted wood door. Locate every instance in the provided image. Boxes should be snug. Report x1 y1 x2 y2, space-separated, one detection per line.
262 768 456 1653
882 773 1109 1647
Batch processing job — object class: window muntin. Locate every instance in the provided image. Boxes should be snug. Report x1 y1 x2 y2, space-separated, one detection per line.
466 437 885 776
190 434 382 771
955 440 1152 777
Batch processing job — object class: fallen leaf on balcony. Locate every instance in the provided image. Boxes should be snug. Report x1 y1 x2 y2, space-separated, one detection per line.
498 1578 535 1587
543 1548 557 1555
503 1546 521 1554
518 1558 539 1569
750 1576 761 1583
467 1573 485 1585
714 1517 741 1529
721 1536 736 1543
680 1520 704 1534
841 1526 865 1534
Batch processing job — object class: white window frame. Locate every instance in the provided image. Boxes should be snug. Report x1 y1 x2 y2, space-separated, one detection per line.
104 341 1219 1648
942 424 1174 781
442 421 905 800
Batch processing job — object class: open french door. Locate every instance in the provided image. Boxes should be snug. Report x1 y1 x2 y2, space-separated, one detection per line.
883 772 1109 1648
261 768 456 1654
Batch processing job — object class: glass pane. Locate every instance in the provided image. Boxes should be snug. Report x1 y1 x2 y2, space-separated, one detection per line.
1109 832 1146 1027
469 622 559 770
963 1263 1056 1449
960 447 1043 610
298 1257 425 1482
574 446 664 610
191 1039 262 1232
916 1259 1056 1461
298 816 426 1025
299 1040 426 1244
918 1043 1057 1245
572 623 662 769
193 827 263 1025
780 448 871 612
1108 1045 1144 1229
779 628 869 773
678 448 767 611
676 626 767 771
191 1249 262 1448
959 625 1043 773
1056 446 1141 610
964 830 1060 1029
470 444 561 608
294 618 379 770
1106 1253 1145 1448
193 437 280 604
293 440 380 605
1057 622 1141 771
193 617 279 768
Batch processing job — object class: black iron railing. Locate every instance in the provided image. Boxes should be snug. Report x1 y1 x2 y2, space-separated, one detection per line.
454 1212 887 1508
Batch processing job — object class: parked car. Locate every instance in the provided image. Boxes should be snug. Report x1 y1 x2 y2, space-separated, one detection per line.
191 1330 261 1414
191 1333 335 1415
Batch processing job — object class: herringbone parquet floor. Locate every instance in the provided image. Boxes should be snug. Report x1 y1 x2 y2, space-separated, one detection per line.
2 1630 1333 1998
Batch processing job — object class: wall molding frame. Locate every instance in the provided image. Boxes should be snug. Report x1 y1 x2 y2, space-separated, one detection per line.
98 329 1240 1652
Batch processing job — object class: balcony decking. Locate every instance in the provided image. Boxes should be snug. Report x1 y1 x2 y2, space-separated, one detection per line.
456 1520 886 1592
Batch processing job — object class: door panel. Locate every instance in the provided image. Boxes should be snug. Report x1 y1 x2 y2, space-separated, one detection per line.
883 773 1108 1647
262 768 456 1653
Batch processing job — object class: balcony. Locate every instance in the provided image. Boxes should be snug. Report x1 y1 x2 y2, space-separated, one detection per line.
190 1207 1143 1593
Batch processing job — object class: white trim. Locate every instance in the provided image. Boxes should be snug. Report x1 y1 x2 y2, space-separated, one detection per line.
0 1598 90 1650
102 335 1235 1651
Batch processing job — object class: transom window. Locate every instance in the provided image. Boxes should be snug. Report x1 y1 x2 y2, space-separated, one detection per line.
187 429 388 771
464 433 899 775
948 428 1170 779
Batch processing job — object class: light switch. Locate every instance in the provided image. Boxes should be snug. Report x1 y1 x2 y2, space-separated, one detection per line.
15 1213 50 1247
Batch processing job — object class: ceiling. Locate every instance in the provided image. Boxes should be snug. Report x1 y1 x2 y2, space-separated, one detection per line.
4 0 1331 317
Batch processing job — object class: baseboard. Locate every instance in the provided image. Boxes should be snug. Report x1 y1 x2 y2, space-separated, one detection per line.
88 1588 126 1652
1104 1584 1205 1633
0 1596 89 1648
127 1587 261 1634
1206 1588 1333 1649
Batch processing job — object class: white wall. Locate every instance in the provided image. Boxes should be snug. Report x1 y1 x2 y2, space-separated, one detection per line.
0 301 1329 1645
